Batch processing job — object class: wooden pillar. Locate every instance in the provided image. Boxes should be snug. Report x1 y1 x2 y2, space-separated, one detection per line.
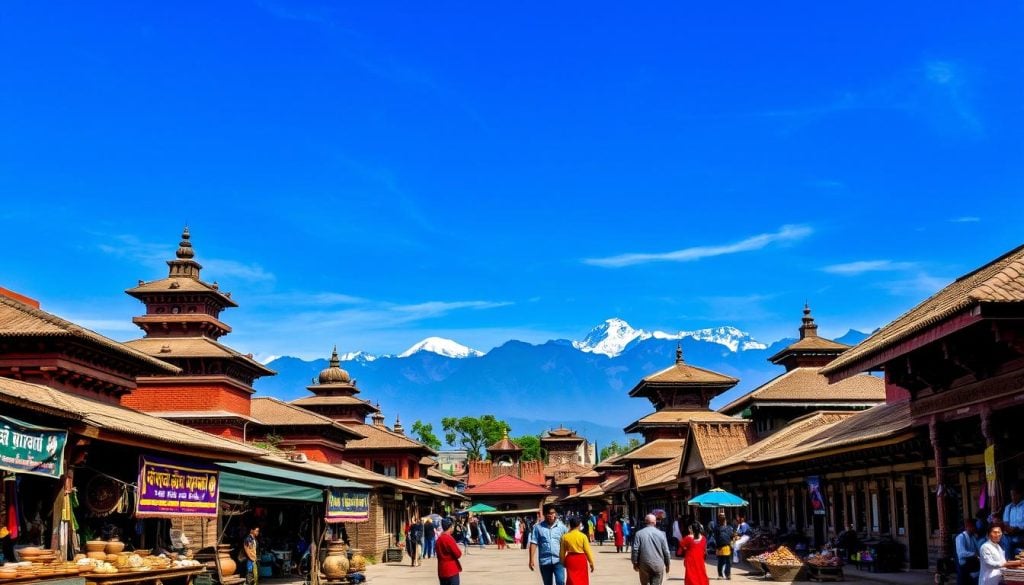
980 405 1001 512
930 416 951 560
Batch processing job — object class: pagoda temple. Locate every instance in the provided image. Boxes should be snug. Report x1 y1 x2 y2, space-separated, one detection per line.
463 431 549 509
120 228 276 439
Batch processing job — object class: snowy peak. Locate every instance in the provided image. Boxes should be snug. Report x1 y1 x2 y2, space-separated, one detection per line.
399 337 484 359
338 351 378 363
573 318 651 357
573 319 766 357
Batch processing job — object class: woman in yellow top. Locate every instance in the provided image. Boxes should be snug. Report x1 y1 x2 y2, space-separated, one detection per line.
560 516 595 585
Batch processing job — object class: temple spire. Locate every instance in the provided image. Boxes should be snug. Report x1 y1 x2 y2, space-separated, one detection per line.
167 226 203 279
799 303 819 339
676 342 684 364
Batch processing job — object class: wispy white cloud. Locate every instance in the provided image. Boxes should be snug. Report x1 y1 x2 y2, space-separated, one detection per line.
877 272 950 297
583 224 813 268
95 233 275 283
822 260 918 276
949 216 981 223
202 259 275 283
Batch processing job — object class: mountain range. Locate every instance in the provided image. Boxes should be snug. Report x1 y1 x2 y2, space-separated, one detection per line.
254 318 870 450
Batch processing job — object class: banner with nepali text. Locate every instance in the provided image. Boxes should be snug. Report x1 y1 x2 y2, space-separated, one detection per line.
0 416 66 479
326 488 369 523
136 456 219 518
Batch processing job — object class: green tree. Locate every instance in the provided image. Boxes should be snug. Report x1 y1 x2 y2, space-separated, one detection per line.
441 415 509 461
411 420 442 451
600 437 641 460
512 435 544 462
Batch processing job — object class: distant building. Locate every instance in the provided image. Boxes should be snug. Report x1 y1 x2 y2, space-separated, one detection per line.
436 450 469 476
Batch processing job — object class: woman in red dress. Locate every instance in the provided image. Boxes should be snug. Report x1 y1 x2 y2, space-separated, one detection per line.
613 516 625 553
678 521 710 585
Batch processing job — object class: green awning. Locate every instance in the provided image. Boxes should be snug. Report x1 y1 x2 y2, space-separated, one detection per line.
216 462 371 502
219 470 323 502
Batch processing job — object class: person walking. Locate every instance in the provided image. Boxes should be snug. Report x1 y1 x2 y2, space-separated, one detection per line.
515 517 524 547
423 517 436 559
560 517 595 585
407 516 423 567
711 512 735 579
981 525 1023 585
496 520 514 550
614 516 625 553
595 513 607 547
242 526 260 585
631 514 671 585
529 504 569 585
955 518 980 585
679 522 710 585
436 517 463 585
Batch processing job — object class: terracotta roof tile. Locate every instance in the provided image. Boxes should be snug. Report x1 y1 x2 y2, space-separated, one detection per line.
630 362 738 395
824 244 1024 378
711 411 854 471
0 377 259 457
635 455 682 489
463 474 551 496
488 434 521 452
768 336 850 363
594 453 626 470
685 420 756 470
0 295 180 374
250 397 364 439
125 337 274 375
344 422 436 454
126 277 237 306
290 395 378 409
617 439 684 462
564 474 630 500
626 409 735 432
719 368 885 414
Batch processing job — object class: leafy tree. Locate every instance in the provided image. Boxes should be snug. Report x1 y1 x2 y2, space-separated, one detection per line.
600 437 641 460
512 435 544 462
441 415 509 461
411 420 442 451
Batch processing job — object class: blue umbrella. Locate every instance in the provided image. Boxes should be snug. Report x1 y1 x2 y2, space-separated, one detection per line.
687 488 748 508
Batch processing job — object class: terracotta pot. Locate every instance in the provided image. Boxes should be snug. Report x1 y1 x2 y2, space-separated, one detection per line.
105 541 125 554
322 541 349 579
217 545 236 577
348 551 366 573
86 541 107 553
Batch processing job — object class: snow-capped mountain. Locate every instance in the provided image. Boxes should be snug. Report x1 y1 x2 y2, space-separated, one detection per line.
338 351 378 362
572 318 766 357
398 336 484 359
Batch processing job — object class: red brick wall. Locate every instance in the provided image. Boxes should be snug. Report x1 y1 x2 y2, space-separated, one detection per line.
122 383 252 416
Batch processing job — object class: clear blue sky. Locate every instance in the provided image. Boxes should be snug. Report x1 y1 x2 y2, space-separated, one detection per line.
2 1 1022 361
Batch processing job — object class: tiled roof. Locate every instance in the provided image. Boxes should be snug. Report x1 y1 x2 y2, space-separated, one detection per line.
563 473 630 500
344 422 436 454
824 244 1024 379
488 434 521 452
635 455 682 490
630 361 738 395
543 461 591 478
0 295 179 374
768 336 850 363
616 439 684 462
126 277 237 306
594 453 626 470
250 397 364 439
0 377 260 457
625 409 735 431
719 368 885 414
420 456 437 466
326 460 465 499
125 337 274 375
290 395 378 409
712 402 915 474
146 410 261 422
684 420 755 471
463 474 551 496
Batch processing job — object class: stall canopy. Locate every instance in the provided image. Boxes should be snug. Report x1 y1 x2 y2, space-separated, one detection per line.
217 461 370 502
687 488 748 508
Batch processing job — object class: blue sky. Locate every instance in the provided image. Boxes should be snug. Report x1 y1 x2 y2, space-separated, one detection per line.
1 1 1022 361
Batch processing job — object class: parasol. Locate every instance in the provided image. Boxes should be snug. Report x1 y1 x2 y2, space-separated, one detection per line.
687 488 748 508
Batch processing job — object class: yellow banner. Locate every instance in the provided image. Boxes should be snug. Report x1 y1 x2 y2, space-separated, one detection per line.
985 444 996 482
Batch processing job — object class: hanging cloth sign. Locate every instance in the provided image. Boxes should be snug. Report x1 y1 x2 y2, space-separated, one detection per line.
325 488 369 523
136 456 219 518
0 415 66 479
806 476 827 515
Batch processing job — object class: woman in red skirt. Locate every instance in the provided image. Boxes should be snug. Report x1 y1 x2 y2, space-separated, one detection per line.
559 516 595 585
678 521 710 585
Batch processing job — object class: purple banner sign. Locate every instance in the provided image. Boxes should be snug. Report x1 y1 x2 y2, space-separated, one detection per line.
136 456 219 518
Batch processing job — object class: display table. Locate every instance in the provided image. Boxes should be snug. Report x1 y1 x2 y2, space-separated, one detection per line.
806 564 844 582
82 567 207 585
0 576 86 585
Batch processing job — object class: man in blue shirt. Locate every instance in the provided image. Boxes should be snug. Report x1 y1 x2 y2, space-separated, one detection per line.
1003 484 1024 556
529 505 568 585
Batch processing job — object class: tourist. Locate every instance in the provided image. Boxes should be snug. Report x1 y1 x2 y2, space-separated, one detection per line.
423 517 436 559
529 504 569 585
670 515 684 553
495 520 513 550
595 512 607 546
955 518 980 585
1003 484 1024 556
242 526 259 585
623 516 633 552
711 512 734 580
678 522 709 585
407 516 423 567
436 517 463 585
515 517 524 546
560 516 595 585
614 516 625 553
732 514 750 564
980 524 1023 585
632 514 671 585
453 517 470 554
479 516 492 548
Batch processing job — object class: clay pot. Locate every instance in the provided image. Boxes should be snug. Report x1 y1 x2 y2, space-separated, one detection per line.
86 541 107 553
321 541 349 579
348 550 366 573
87 552 107 561
105 540 125 554
217 545 236 576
